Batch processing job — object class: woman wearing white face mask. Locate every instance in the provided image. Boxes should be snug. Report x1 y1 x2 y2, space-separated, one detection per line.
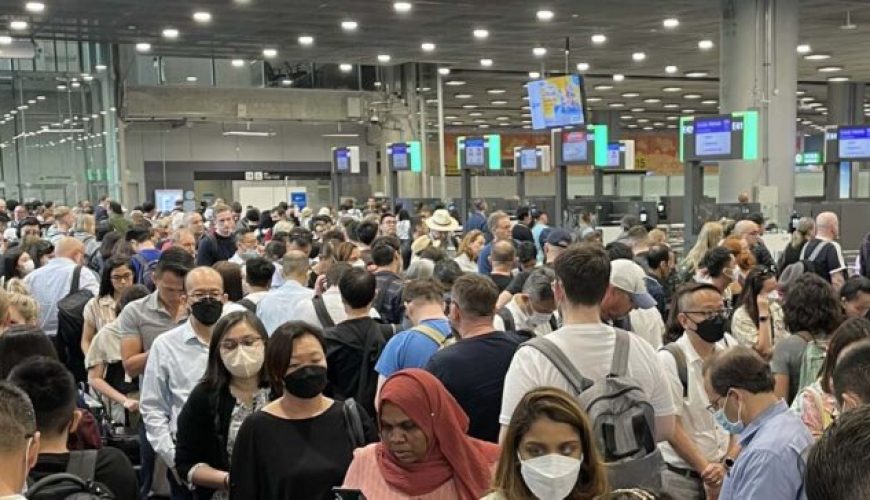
175 311 271 499
486 387 608 500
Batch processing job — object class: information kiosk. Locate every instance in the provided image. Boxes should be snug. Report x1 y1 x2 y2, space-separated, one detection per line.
550 125 609 226
822 125 869 200
512 145 551 202
458 134 501 221
330 146 360 209
386 141 422 206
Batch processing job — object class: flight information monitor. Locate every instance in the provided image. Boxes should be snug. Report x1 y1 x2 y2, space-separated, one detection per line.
335 148 350 172
679 111 758 162
561 131 589 163
458 135 502 170
838 126 870 160
391 144 409 170
528 74 587 130
606 143 622 167
694 117 732 157
386 141 422 172
465 138 485 167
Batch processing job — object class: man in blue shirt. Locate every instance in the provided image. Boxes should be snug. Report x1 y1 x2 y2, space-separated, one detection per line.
703 346 812 500
375 278 451 398
128 225 162 287
477 211 513 276
465 199 489 238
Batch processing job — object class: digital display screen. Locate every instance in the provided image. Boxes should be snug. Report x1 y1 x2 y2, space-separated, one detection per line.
694 118 732 157
606 143 621 167
390 144 409 170
519 148 538 171
838 126 870 159
562 131 588 163
528 75 586 130
464 138 485 167
154 190 183 213
335 149 350 172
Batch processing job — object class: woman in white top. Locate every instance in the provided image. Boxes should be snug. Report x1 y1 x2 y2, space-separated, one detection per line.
453 230 485 274
731 266 788 360
81 257 134 356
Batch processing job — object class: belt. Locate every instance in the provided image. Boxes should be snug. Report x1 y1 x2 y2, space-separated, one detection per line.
665 462 702 480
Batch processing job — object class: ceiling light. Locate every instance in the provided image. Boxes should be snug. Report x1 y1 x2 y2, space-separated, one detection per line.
804 53 831 60
445 80 465 86
609 102 625 108
491 99 508 105
685 71 708 78
262 48 277 58
444 115 458 120
796 44 812 54
192 11 212 23
162 28 179 39
281 79 293 86
473 29 489 39
591 34 607 44
36 95 45 100
630 107 645 112
487 88 506 94
529 71 541 79
455 93 473 99
828 76 850 82
665 65 678 74
818 66 843 72
632 52 646 61
462 104 478 109
478 124 491 129
378 54 391 63
222 131 275 137
82 74 93 82
186 76 197 82
576 62 590 71
536 10 554 21
663 86 682 92
698 40 714 50
339 63 353 72
682 109 696 113
621 115 634 120
644 98 661 103
438 67 451 75
701 99 718 105
451 121 465 125
664 103 680 109
496 116 510 121
231 59 245 67
663 18 679 28
70 81 81 88
613 74 625 82
666 116 678 121
394 2 412 13
621 92 639 98
587 97 602 102
95 64 107 71
56 84 66 90
9 21 28 31
533 47 547 57
468 111 483 117
480 58 493 67
341 20 358 31
594 84 613 90
298 35 314 46
683 93 702 99
637 118 650 123
135 42 151 53
421 42 436 52
0 36 11 44
25 2 45 13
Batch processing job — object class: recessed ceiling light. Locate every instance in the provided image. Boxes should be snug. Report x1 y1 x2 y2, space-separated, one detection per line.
621 92 639 98
587 97 602 102
281 79 293 86
594 84 613 90
536 10 554 21
591 34 607 44
135 42 151 53
421 42 436 52
339 63 353 72
186 76 197 82
25 2 45 13
444 115 458 120
630 107 645 112
473 29 489 39
682 109 696 113
9 21 28 31
637 118 650 123
621 115 634 120
162 28 179 39
626 124 638 129
806 102 823 108
609 102 625 108
394 1 412 12
57 84 67 90
487 88 506 94
685 71 709 78
496 116 511 121
95 64 107 71
663 18 679 28
613 74 625 82
683 93 702 99
529 71 541 79
666 116 678 121
341 20 358 31
701 99 718 105
438 67 451 75
796 44 812 54
665 65 678 74
231 59 245 67
451 121 465 125
262 48 277 58
462 104 478 109
491 99 508 105
818 65 843 72
804 53 831 60
576 62 590 71
664 103 680 109
632 52 646 62
455 93 473 99
478 124 490 128
644 98 661 103
36 95 45 100
70 81 80 88
0 36 11 44
480 58 493 67
298 35 314 46
445 80 465 86
828 76 850 82
468 111 483 117
533 47 547 57
82 74 93 82
192 11 212 23
378 54 391 63
698 40 714 50
663 86 682 92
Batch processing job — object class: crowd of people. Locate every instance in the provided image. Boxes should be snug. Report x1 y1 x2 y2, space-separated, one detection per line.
0 194 869 500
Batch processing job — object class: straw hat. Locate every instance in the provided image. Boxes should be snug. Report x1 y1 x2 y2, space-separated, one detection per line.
411 235 433 255
425 209 460 232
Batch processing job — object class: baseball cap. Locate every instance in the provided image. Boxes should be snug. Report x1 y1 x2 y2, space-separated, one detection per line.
609 259 656 309
546 228 573 249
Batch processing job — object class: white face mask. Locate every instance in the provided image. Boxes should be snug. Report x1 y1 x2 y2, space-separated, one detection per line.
528 312 553 327
519 453 583 500
19 259 34 275
220 344 265 379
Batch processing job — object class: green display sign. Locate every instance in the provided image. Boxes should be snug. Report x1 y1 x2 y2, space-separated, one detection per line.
795 152 822 165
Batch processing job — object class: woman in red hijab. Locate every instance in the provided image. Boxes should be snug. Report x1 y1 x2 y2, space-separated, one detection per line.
341 369 500 499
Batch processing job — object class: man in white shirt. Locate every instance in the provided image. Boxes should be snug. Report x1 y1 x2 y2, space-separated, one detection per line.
0 381 39 500
294 262 380 330
256 250 314 334
602 258 665 349
140 266 226 499
227 228 260 266
493 267 557 335
658 282 738 499
500 244 675 444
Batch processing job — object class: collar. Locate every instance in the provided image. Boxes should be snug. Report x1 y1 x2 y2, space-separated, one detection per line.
817 235 834 243
180 320 207 346
675 332 725 365
279 279 305 290
46 257 75 267
739 399 788 446
97 295 115 306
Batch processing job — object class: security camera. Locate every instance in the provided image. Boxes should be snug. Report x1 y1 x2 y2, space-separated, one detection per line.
369 113 380 124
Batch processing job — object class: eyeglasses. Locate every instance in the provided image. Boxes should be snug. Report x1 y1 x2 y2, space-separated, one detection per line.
110 272 134 282
220 336 262 351
683 309 728 320
706 394 725 414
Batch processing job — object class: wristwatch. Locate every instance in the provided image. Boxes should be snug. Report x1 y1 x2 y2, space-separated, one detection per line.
724 456 736 469
758 315 770 322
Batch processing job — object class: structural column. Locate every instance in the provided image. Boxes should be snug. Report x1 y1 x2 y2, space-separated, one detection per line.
827 82 865 199
719 0 798 225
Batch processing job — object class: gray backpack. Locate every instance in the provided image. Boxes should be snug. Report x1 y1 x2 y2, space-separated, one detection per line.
524 329 663 490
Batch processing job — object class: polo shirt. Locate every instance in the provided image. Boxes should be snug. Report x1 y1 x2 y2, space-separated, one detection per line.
116 290 186 351
375 318 452 378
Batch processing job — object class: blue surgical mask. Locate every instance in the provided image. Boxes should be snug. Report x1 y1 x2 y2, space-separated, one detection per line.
713 391 745 434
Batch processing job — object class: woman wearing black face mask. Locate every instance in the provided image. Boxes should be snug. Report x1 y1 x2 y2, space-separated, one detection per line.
229 321 378 500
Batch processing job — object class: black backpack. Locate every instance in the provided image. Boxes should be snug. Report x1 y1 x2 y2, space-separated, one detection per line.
56 266 95 385
779 241 830 288
26 450 115 499
131 253 158 292
313 295 335 328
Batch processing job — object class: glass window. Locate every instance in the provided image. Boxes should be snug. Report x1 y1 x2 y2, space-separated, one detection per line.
161 57 213 86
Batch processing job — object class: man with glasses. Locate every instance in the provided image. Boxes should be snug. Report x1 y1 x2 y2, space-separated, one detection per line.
141 266 227 500
17 216 41 240
658 283 738 499
379 212 398 237
196 204 237 267
736 216 775 270
703 346 812 500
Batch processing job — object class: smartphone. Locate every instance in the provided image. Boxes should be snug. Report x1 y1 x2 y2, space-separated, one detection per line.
333 488 366 500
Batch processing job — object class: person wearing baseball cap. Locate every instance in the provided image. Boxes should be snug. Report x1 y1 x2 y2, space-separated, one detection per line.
602 259 665 349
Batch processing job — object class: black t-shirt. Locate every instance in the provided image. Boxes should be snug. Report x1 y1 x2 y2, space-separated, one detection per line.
802 239 846 283
230 402 378 500
512 224 534 242
30 448 138 500
195 233 237 266
490 273 513 293
425 331 526 442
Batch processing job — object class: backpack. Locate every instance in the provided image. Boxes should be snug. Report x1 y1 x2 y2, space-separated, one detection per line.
236 298 257 313
496 307 558 334
325 319 393 417
660 343 689 399
56 266 95 385
780 241 829 287
341 398 367 449
796 332 827 394
26 450 115 499
131 253 158 292
85 247 102 275
313 295 335 328
411 324 455 350
524 330 663 490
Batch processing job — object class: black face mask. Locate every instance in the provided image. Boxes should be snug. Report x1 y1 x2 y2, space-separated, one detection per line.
283 365 327 399
190 297 223 326
692 314 728 343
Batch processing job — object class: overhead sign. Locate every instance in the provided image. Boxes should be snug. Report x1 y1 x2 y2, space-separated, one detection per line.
457 134 502 170
387 141 422 172
679 111 759 162
332 146 361 174
290 191 307 209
